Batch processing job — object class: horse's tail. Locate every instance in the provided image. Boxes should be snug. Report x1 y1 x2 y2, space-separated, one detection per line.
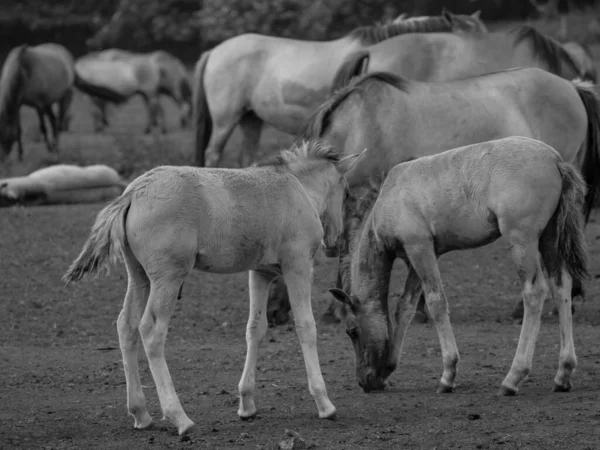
62 191 133 284
540 161 589 287
331 50 370 93
574 80 600 221
193 51 212 167
74 72 128 104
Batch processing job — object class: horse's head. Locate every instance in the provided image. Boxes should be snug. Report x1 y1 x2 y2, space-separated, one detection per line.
330 284 394 393
321 149 366 257
442 9 487 34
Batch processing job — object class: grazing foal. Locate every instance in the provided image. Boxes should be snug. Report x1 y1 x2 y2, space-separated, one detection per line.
63 141 362 435
331 137 588 395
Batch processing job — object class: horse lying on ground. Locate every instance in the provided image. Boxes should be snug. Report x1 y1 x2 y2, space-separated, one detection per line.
330 136 588 395
297 69 599 325
0 164 127 206
0 43 75 162
74 49 191 134
193 10 486 168
63 141 363 435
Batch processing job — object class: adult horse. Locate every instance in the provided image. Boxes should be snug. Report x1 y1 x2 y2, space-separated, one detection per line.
562 40 597 83
193 10 487 168
74 49 192 134
0 43 75 162
329 136 588 395
303 70 600 325
63 140 363 435
331 26 584 91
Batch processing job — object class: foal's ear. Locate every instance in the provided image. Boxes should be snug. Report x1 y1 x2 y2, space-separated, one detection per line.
329 288 354 306
441 8 454 23
471 10 481 19
337 148 367 174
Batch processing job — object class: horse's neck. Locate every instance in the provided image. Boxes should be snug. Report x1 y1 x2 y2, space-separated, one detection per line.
352 222 393 315
0 61 25 120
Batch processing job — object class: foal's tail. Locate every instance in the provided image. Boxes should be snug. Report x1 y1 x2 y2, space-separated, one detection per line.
193 51 212 167
574 81 600 221
540 161 589 285
62 191 133 284
331 50 370 93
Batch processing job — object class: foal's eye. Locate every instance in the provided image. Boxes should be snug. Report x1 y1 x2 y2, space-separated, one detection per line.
346 328 358 339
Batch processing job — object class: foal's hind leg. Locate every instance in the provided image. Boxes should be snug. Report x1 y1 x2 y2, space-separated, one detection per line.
139 276 194 435
405 242 460 393
499 240 549 396
118 246 152 430
238 270 277 419
550 267 577 392
283 255 336 419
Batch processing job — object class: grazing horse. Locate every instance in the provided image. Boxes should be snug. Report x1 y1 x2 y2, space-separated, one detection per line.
331 26 584 91
0 43 75 162
74 49 192 134
63 141 363 435
193 10 486 168
300 70 600 324
329 137 588 395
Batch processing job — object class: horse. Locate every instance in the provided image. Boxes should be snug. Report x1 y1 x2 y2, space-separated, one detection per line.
74 49 192 134
331 25 584 92
192 10 487 168
329 136 588 396
299 70 600 325
0 43 75 162
562 40 598 82
62 140 363 435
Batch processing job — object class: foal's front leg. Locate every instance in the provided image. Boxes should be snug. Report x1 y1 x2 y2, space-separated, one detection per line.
406 243 460 393
283 256 336 419
238 270 276 419
551 267 577 392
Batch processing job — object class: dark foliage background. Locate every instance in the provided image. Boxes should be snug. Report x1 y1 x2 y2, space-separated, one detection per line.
0 0 598 63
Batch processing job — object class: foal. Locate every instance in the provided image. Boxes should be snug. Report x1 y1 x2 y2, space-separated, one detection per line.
63 141 362 435
331 137 588 395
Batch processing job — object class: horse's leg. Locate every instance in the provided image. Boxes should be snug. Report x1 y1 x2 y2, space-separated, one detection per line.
58 88 74 133
499 239 548 396
140 93 160 134
283 256 336 419
16 126 23 162
36 108 54 154
44 106 59 152
238 270 276 419
405 242 460 393
387 266 423 370
551 266 577 392
139 277 194 435
413 293 429 324
91 96 109 132
117 245 152 429
237 112 263 168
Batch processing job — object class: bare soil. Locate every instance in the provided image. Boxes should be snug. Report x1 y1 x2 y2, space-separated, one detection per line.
1 71 600 450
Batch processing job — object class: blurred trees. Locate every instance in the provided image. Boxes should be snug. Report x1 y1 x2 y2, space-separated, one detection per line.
0 0 599 62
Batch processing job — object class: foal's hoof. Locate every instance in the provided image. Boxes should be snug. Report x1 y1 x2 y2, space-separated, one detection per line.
552 382 572 393
436 382 454 394
413 310 429 324
319 407 337 420
497 385 518 397
177 419 195 436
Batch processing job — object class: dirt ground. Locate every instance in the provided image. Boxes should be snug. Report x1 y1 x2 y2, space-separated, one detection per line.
2 66 600 450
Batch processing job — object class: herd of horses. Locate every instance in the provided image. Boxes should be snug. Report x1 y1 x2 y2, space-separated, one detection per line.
2 8 598 439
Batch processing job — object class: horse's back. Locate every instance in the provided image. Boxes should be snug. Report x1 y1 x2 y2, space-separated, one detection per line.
22 43 75 104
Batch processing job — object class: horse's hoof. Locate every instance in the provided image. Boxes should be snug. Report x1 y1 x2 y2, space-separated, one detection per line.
319 407 337 420
437 382 454 394
238 405 258 421
413 310 429 324
177 419 195 436
552 382 572 393
497 385 517 396
133 413 153 430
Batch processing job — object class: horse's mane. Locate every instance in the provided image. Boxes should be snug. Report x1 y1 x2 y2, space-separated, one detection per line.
256 140 340 169
0 45 28 122
303 72 411 140
348 15 453 45
512 26 580 76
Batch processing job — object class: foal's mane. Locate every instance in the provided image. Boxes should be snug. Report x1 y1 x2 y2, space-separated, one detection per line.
303 72 410 140
0 45 28 122
348 15 455 46
256 140 340 171
512 26 580 76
